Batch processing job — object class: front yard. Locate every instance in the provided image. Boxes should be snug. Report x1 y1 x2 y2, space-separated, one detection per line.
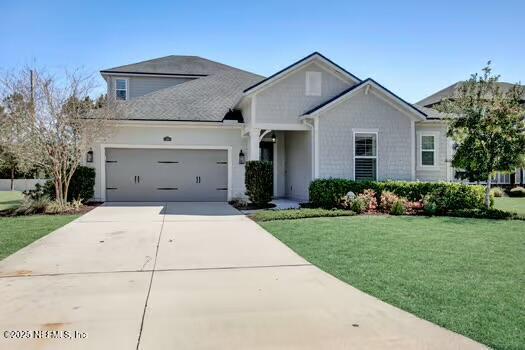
0 191 23 211
260 216 524 350
0 215 79 260
495 197 525 216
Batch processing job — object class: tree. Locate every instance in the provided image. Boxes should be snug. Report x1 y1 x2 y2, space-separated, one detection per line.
0 104 16 190
0 68 121 204
0 94 28 190
0 146 18 191
437 62 525 208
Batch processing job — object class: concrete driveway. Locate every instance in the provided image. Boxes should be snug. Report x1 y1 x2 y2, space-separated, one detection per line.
0 202 484 349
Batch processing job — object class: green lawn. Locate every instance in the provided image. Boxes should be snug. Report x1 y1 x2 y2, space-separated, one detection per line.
261 216 525 350
495 197 525 216
0 215 79 260
0 191 23 211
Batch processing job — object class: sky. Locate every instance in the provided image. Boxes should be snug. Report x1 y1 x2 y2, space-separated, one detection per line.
1 0 524 103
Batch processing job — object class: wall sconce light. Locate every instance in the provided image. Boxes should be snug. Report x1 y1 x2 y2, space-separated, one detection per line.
163 136 172 142
86 148 94 163
271 132 276 143
239 150 245 164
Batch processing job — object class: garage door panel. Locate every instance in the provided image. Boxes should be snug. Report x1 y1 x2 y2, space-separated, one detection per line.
105 148 228 202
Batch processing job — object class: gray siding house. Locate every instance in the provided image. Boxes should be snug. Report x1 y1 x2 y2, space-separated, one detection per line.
418 81 525 186
88 53 454 202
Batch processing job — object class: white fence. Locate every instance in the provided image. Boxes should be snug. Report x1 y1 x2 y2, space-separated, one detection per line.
0 179 48 192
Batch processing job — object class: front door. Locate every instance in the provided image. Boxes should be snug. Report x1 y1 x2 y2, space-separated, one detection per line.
260 141 274 162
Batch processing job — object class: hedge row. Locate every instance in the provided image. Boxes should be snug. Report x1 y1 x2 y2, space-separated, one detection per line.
309 178 488 211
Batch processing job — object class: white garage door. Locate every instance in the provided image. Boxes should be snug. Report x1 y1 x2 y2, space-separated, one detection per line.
105 148 228 202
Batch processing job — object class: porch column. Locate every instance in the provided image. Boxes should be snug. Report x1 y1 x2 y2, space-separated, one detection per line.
248 128 260 160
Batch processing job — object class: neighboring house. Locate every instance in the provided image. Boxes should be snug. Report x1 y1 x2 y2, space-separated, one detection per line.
417 81 525 109
87 52 456 202
418 81 525 186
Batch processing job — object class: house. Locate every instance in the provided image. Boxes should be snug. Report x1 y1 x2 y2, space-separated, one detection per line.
418 81 525 109
87 52 455 202
418 81 525 186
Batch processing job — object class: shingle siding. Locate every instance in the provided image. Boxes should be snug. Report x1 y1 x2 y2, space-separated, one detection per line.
108 76 193 100
128 76 194 99
318 90 413 181
255 62 354 125
415 123 448 181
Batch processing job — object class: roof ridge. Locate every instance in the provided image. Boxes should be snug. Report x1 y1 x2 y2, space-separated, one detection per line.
124 68 263 104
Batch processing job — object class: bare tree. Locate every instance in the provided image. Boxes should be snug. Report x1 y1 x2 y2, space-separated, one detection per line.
0 68 120 204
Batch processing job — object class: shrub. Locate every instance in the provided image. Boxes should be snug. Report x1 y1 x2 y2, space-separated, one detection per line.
253 208 354 221
14 196 50 215
45 199 84 214
360 189 378 212
423 195 439 216
309 179 488 212
509 186 525 197
23 183 46 200
390 199 406 215
490 187 505 198
351 197 367 214
44 200 69 214
425 185 488 214
379 191 400 213
405 200 424 215
245 161 273 207
44 166 96 202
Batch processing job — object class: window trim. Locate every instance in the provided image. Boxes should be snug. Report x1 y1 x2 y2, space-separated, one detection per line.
353 129 378 181
417 131 439 169
305 71 322 96
115 78 129 101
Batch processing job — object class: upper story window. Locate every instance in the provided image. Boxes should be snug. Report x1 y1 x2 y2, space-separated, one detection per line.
354 132 377 181
418 132 439 167
305 71 322 96
115 79 128 100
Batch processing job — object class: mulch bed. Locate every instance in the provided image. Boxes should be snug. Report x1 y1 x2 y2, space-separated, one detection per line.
229 202 276 210
0 202 102 217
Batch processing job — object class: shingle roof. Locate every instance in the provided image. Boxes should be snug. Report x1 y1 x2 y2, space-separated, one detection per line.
101 55 248 76
413 105 449 120
417 81 525 107
118 68 264 122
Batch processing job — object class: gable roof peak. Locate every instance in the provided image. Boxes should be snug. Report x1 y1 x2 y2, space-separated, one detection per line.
242 52 361 94
302 78 426 120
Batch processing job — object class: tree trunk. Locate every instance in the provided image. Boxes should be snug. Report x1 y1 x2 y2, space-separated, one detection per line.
63 180 70 204
485 178 492 209
55 176 62 204
10 165 15 191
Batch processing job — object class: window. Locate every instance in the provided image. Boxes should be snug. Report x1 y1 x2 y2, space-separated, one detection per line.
496 173 510 184
354 132 377 181
305 71 322 96
115 79 128 100
418 132 438 167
